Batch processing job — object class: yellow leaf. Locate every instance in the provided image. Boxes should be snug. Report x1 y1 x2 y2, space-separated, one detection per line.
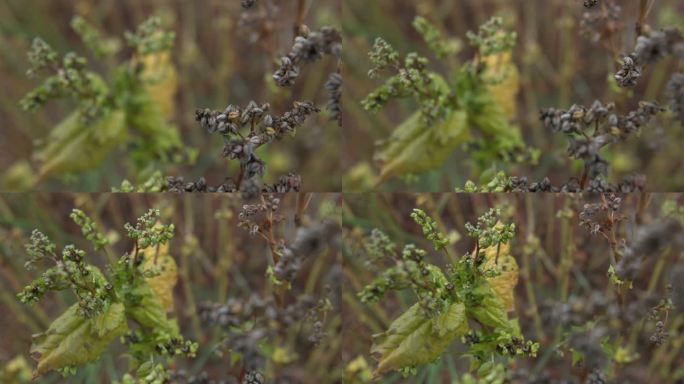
271 346 298 364
345 355 373 383
482 241 519 312
142 243 178 312
140 51 178 119
1 161 38 191
2 355 32 382
482 51 519 120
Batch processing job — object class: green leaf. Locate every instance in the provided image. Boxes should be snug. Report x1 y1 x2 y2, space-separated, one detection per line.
571 349 584 367
30 302 127 378
371 302 468 376
467 283 512 332
453 67 524 169
431 302 467 338
125 281 179 336
35 108 127 179
375 109 470 182
125 86 181 162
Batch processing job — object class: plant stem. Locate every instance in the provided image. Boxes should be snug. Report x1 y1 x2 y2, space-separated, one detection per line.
637 0 648 38
294 0 308 40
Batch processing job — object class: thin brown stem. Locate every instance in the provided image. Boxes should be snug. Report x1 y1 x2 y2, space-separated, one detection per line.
235 164 246 190
636 0 648 39
293 0 308 40
295 192 312 227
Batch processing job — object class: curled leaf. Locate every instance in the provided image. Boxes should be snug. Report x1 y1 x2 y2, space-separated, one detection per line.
371 302 468 377
29 302 127 378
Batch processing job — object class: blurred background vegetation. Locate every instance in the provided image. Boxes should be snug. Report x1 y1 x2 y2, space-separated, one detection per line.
343 0 684 191
342 193 684 383
0 0 341 191
0 193 341 383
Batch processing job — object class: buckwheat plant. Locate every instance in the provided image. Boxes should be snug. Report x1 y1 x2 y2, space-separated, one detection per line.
608 3 684 164
579 0 621 44
273 26 342 88
17 209 197 381
358 208 537 379
20 16 183 183
165 3 341 194
166 101 319 194
274 24 343 127
584 0 599 9
197 292 332 383
237 193 339 286
460 76 666 192
195 194 338 382
539 100 664 190
579 0 684 115
454 2 683 192
535 195 684 382
363 16 537 183
614 23 684 131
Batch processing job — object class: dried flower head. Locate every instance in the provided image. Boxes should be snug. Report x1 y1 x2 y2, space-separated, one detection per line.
616 27 684 87
325 71 342 126
580 0 621 42
541 100 663 182
273 26 342 87
241 0 257 9
667 73 684 125
169 100 318 194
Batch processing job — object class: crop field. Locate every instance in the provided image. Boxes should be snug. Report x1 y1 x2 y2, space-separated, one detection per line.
1 1 684 383
342 193 684 383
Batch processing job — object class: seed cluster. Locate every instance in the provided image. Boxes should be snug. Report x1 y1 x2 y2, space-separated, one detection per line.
615 219 684 281
616 27 684 88
240 0 257 9
198 293 330 375
325 71 342 126
580 1 621 42
579 194 623 236
583 0 599 8
585 369 607 384
540 100 663 183
271 220 339 283
238 193 282 236
273 26 342 87
169 101 317 194
667 73 684 125
237 0 279 44
650 320 669 346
